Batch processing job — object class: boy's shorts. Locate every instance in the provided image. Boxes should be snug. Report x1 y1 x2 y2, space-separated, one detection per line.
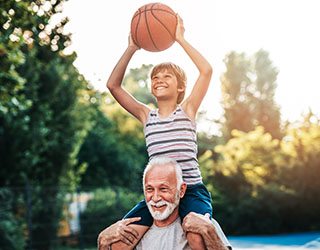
123 183 213 226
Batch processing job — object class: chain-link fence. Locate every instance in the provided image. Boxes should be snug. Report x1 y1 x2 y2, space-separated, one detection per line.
0 184 143 250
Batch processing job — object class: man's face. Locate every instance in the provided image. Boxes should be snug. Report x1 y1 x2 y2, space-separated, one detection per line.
144 164 180 221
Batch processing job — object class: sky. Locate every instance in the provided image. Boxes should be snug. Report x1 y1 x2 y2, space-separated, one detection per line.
61 0 320 125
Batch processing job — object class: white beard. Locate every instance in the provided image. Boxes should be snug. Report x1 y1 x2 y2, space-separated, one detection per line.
146 192 180 221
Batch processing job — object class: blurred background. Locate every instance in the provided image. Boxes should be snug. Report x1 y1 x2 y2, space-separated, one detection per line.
1 0 320 249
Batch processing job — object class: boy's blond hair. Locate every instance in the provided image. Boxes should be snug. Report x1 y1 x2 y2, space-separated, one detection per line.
151 62 187 104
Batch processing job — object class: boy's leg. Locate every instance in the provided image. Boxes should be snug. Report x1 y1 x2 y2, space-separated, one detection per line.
179 183 213 250
111 225 149 250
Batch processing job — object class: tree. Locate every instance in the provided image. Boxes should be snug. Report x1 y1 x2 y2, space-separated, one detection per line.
280 111 320 231
0 1 93 249
78 64 154 191
0 188 25 250
78 104 147 191
220 50 282 140
205 127 290 234
220 52 253 140
80 187 143 246
203 112 320 234
123 64 156 106
253 50 282 139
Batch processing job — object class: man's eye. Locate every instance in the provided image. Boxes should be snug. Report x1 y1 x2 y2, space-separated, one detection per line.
160 188 169 192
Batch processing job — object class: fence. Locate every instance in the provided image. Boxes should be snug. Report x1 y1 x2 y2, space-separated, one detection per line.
0 184 139 250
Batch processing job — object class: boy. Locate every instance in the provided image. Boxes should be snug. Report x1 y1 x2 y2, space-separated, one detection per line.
107 15 213 250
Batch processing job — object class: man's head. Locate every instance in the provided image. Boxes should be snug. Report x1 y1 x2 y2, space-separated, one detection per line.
150 62 187 104
143 157 187 225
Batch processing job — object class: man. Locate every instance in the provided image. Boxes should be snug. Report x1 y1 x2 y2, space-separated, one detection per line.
98 157 232 250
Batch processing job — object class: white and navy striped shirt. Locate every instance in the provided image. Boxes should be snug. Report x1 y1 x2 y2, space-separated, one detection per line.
144 106 202 185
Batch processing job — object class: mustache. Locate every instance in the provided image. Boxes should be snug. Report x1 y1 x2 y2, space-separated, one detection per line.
148 200 170 207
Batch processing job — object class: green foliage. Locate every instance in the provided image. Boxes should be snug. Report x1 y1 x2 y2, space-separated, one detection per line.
279 112 320 231
0 188 25 250
253 50 282 139
0 1 94 249
220 52 253 138
123 64 156 106
207 127 288 233
203 113 320 234
214 127 283 188
78 64 153 191
75 64 153 248
78 105 147 191
220 50 282 140
80 187 143 246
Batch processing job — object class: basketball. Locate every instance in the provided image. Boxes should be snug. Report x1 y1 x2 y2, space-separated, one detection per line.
130 3 177 52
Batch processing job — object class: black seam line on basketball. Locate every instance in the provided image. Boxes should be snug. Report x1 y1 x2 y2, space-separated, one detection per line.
145 3 160 51
149 149 195 158
145 128 196 138
150 8 176 40
177 158 199 163
146 138 196 148
133 9 142 47
132 9 176 19
146 118 191 127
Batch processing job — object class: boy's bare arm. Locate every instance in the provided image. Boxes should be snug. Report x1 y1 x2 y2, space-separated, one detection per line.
106 36 150 124
176 15 213 120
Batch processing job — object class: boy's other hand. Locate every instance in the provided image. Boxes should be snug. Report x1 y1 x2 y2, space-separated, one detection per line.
175 14 185 43
128 33 140 51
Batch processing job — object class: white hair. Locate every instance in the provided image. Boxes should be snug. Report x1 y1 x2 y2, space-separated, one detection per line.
143 157 183 190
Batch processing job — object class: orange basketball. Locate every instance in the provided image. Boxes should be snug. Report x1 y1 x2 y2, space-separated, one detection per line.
131 3 177 52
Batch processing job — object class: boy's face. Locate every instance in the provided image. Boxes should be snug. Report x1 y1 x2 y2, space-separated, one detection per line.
151 69 184 101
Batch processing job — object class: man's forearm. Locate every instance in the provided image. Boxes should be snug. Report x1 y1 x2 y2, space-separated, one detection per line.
203 224 229 250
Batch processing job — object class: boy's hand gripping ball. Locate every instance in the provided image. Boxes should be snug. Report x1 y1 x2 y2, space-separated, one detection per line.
131 3 177 52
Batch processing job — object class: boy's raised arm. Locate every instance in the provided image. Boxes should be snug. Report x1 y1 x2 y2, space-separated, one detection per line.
106 35 150 124
176 15 213 120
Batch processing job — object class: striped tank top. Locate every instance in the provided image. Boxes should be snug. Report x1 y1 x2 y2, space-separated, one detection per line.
144 105 202 185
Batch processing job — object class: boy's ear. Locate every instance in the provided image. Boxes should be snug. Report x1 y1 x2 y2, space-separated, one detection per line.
177 85 185 93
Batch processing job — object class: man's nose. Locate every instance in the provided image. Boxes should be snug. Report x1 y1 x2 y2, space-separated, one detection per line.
152 190 161 202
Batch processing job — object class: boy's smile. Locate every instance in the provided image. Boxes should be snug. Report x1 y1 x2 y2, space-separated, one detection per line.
151 70 179 99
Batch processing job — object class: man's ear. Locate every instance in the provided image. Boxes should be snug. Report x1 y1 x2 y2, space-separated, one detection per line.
179 182 187 198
